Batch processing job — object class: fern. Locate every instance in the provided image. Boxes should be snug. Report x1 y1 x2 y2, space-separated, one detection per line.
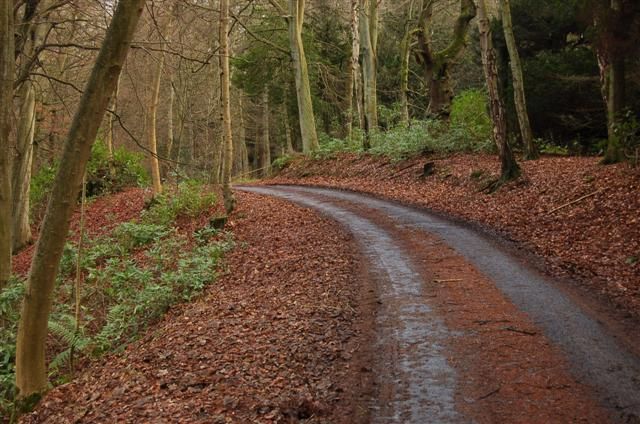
47 315 92 373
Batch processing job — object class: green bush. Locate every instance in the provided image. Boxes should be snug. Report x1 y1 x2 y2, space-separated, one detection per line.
450 89 492 144
30 142 149 216
85 141 149 197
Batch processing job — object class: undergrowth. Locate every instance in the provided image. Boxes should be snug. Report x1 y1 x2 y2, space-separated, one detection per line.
31 142 149 219
0 182 230 419
312 89 494 161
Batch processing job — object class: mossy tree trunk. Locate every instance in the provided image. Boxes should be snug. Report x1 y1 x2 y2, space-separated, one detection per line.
359 0 378 147
270 0 319 153
15 0 144 405
499 0 537 160
477 0 520 182
416 0 476 121
0 0 14 291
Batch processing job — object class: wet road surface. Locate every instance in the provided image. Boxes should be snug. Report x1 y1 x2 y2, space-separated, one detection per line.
238 185 640 423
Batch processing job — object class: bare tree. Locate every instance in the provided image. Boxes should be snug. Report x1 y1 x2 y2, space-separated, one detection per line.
477 0 519 184
499 0 537 159
15 0 145 404
359 0 379 146
220 0 235 213
270 0 319 153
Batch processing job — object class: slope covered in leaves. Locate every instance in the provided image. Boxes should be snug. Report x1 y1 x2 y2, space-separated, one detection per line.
271 153 640 321
23 192 367 423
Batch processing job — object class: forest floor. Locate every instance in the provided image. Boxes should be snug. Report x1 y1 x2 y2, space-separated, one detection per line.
15 153 640 423
21 191 370 423
269 153 640 324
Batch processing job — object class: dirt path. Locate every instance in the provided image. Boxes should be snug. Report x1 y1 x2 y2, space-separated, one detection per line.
240 185 640 423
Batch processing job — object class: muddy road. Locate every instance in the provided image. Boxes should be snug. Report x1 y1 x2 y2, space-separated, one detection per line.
239 185 640 423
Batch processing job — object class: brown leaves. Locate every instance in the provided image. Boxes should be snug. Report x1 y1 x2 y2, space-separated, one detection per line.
271 153 640 321
24 192 363 423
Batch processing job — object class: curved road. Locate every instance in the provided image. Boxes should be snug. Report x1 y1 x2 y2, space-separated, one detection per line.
238 185 640 423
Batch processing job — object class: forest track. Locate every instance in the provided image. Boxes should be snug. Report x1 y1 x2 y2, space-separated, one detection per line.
239 185 640 423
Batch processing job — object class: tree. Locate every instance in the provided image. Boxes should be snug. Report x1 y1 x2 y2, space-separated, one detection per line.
0 0 14 291
15 0 145 405
590 0 640 163
220 0 235 213
477 0 520 183
147 53 165 196
416 0 476 120
270 0 319 153
400 0 417 126
359 0 379 146
499 0 537 159
345 0 361 139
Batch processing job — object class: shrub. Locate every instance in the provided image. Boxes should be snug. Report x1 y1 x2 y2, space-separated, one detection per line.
30 142 149 217
450 89 492 145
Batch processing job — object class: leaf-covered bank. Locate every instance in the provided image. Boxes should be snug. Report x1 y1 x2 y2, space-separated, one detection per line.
270 153 640 321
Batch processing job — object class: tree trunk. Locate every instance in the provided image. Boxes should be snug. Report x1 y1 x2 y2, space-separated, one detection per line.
477 0 520 182
12 81 35 251
499 0 537 160
399 0 416 126
345 0 360 139
0 0 14 291
283 101 294 154
15 0 144 405
287 0 319 153
261 90 272 177
166 81 174 162
220 0 235 213
147 54 164 196
105 73 120 177
359 0 378 147
596 0 628 164
416 0 476 121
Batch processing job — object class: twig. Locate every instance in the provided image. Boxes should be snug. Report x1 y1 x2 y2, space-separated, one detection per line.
433 278 463 283
548 189 603 214
503 326 537 336
477 387 501 401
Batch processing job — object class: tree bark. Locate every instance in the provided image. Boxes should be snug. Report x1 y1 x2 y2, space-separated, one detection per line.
147 53 164 196
416 0 476 121
477 0 520 182
12 81 35 251
15 0 144 404
282 0 319 153
261 90 272 176
0 0 14 291
105 73 120 178
359 0 378 147
220 0 235 213
345 0 360 139
499 0 537 159
400 0 416 126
